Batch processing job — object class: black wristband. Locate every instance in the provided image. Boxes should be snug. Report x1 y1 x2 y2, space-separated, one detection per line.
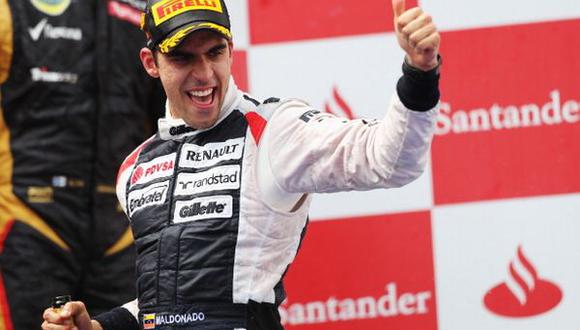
396 55 441 112
93 307 140 330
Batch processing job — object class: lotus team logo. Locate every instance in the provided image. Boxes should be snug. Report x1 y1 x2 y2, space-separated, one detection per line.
483 245 562 317
30 0 71 16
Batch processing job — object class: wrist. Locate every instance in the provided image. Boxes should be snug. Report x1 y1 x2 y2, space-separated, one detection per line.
405 55 440 72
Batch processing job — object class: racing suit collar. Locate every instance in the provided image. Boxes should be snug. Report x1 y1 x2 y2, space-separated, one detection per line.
158 76 242 140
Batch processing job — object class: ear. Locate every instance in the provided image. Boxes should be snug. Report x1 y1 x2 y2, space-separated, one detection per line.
140 47 159 78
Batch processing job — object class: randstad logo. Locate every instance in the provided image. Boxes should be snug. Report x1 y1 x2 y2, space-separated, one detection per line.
483 245 562 317
30 0 71 16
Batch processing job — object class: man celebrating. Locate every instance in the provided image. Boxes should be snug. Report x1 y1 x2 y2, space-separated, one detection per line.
42 0 441 329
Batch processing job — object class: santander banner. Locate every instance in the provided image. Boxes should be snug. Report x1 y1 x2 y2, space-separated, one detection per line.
282 212 437 329
432 19 580 205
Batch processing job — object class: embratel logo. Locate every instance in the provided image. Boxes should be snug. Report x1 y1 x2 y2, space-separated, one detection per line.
127 181 169 216
279 282 432 326
179 138 244 169
173 195 232 224
30 0 71 16
130 153 176 186
436 90 578 135
175 165 240 196
152 0 223 26
483 245 562 317
324 86 356 120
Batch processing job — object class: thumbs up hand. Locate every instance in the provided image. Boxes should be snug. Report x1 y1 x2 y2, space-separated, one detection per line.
392 0 440 71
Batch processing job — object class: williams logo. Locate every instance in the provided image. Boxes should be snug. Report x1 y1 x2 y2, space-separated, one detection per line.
179 138 244 169
483 245 562 317
175 165 240 195
173 195 232 223
127 181 169 216
30 0 71 16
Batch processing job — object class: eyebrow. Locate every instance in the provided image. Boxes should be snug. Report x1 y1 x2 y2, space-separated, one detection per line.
168 42 228 58
208 43 227 53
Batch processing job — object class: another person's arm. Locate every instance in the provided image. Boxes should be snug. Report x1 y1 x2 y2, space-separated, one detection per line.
42 301 102 330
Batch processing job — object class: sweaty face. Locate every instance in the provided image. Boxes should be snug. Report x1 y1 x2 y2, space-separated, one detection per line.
156 30 233 129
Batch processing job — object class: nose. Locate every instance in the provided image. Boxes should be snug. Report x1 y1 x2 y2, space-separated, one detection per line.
190 56 213 82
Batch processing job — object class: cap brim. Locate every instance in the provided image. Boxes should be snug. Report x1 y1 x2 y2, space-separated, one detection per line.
157 22 232 54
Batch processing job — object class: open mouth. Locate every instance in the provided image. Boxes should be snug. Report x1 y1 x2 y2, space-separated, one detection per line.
188 87 215 108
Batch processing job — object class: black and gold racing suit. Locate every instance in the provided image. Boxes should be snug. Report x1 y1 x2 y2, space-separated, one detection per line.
0 0 164 328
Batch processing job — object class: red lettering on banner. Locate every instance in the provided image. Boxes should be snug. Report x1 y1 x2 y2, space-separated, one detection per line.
432 19 580 204
280 283 432 325
283 212 436 329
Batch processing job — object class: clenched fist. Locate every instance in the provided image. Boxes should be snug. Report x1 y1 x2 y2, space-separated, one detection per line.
392 0 440 71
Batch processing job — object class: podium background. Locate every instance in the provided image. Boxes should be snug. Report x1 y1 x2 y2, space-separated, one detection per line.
225 0 579 328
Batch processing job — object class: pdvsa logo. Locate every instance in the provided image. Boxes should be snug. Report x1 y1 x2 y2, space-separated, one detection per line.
131 153 176 186
30 0 71 16
483 245 562 317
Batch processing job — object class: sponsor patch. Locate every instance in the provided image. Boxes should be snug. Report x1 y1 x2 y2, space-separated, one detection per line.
27 186 53 203
28 19 82 41
30 0 71 16
169 124 195 136
175 165 240 196
299 109 321 123
131 153 176 186
127 181 169 216
30 67 78 84
151 0 223 26
173 195 232 223
179 138 244 169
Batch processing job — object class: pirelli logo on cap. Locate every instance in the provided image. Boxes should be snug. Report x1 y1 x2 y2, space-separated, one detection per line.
152 0 223 26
